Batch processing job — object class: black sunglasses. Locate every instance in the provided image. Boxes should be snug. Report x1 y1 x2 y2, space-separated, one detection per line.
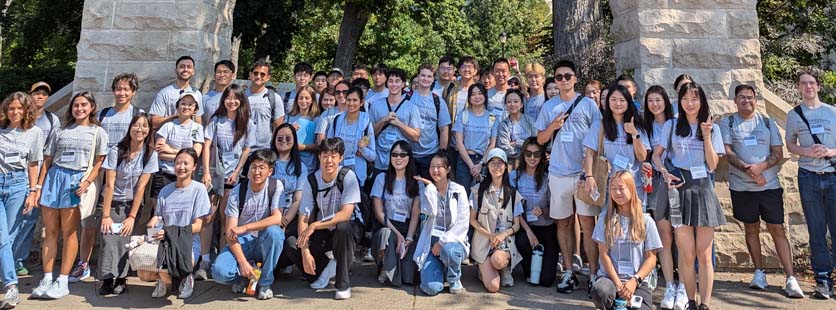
554 73 574 81
391 152 409 158
524 150 543 158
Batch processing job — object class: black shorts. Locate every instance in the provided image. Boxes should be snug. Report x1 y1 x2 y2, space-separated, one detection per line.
150 172 177 198
730 188 784 224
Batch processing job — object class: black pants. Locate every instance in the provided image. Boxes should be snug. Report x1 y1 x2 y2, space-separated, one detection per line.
277 217 299 269
283 221 356 290
515 223 558 287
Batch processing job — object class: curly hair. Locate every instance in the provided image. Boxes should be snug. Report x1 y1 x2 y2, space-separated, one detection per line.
0 92 37 129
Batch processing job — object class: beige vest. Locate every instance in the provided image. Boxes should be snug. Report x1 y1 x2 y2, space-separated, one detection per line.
470 188 522 269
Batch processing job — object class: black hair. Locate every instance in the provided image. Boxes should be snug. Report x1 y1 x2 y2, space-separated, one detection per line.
385 140 419 198
319 137 345 156
468 83 488 106
351 78 371 90
175 147 199 164
346 86 365 101
176 55 194 67
438 56 456 66
544 77 557 100
477 156 513 210
642 85 674 138
336 80 352 90
492 58 510 70
430 150 452 181
616 74 637 87
294 62 314 75
214 60 235 74
353 64 369 73
552 60 576 74
115 112 153 168
734 84 756 97
249 149 277 170
386 68 407 83
602 84 644 144
504 88 525 105
271 123 302 178
251 58 271 73
675 82 711 140
673 74 694 90
214 84 251 145
313 71 328 79
458 56 479 70
372 63 388 75
515 137 547 191
111 72 139 92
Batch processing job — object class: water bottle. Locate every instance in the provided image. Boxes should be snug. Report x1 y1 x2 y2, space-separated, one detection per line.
614 297 628 310
643 169 653 193
246 262 262 296
668 187 682 226
528 244 544 285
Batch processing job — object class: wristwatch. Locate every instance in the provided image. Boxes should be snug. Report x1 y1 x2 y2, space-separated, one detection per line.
634 274 643 284
579 172 587 180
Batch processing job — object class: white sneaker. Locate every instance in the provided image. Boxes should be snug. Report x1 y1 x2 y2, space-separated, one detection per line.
178 275 194 299
363 248 374 262
785 276 805 298
257 287 273 300
3 285 19 308
660 284 677 309
572 254 583 272
674 283 688 310
500 267 514 287
750 269 767 290
151 279 167 298
43 279 69 299
310 260 336 289
31 278 52 298
335 288 351 300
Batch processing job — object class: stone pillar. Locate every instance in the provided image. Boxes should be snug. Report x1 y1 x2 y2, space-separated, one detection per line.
74 0 236 110
610 1 807 271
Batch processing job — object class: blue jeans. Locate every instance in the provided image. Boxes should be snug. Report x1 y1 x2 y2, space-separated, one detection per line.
0 170 28 287
798 168 836 284
455 154 482 194
420 240 465 296
212 225 285 287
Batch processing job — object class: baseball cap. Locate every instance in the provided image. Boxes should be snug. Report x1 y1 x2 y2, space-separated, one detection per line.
485 148 507 164
30 81 52 94
178 89 198 101
329 68 345 77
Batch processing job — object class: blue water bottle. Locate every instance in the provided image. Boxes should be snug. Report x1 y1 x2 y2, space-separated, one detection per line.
614 297 628 310
528 244 544 285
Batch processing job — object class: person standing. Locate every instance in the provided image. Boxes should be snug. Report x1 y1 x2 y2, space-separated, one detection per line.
149 56 205 128
246 58 286 151
408 64 451 178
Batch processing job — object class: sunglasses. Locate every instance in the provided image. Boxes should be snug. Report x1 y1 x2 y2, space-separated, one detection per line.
524 150 543 158
335 90 349 95
391 152 409 158
275 136 293 143
554 73 574 81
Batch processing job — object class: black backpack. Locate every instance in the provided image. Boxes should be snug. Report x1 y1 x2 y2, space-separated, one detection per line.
307 168 373 231
98 106 141 124
237 178 279 214
404 90 443 136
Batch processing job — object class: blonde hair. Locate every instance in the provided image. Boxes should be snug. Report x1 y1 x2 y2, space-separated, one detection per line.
604 171 646 246
0 92 37 129
524 62 546 77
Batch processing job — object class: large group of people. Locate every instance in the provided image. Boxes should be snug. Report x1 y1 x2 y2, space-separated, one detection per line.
0 53 830 310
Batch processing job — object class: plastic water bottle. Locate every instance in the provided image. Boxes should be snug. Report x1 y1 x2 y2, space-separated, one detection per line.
614 297 628 310
643 169 653 193
246 262 262 296
529 244 544 285
668 187 682 226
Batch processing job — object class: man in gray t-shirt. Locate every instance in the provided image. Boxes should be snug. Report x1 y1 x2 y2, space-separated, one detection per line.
149 56 205 129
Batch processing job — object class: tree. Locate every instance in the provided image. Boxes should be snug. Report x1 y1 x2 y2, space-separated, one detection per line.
552 0 614 86
232 0 304 75
333 0 374 71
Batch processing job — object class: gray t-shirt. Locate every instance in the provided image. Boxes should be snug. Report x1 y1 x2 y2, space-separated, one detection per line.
0 126 44 174
659 119 725 171
368 97 422 170
525 94 545 121
98 106 144 147
149 84 204 118
225 180 284 231
202 89 223 121
408 92 451 157
583 122 651 178
371 173 417 223
365 88 389 107
509 171 552 226
246 88 286 150
271 159 307 209
486 88 507 119
535 94 602 176
46 124 109 171
155 180 211 227
300 168 362 222
205 116 256 177
35 112 60 149
452 109 494 155
102 146 160 202
720 113 783 191
155 119 205 174
593 213 662 280
785 103 836 173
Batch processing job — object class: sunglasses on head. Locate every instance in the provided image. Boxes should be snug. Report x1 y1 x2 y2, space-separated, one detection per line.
524 150 542 158
391 152 409 158
554 73 574 81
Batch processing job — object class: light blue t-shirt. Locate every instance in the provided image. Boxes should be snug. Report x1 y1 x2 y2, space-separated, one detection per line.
368 97 422 170
149 84 204 118
299 168 362 222
535 93 602 176
316 106 344 135
583 122 651 179
225 180 284 230
365 88 389 108
486 88 507 119
271 159 307 209
658 119 725 171
408 92 451 157
509 171 552 226
155 119 204 174
371 173 419 223
155 181 211 227
593 213 662 280
286 114 320 172
46 124 109 171
524 94 545 121
203 89 223 120
205 116 256 177
102 146 159 202
452 109 494 155
785 103 836 173
0 126 43 174
325 112 376 184
246 88 286 150
720 113 783 191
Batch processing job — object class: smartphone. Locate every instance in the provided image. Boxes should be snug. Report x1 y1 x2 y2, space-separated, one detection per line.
630 295 644 308
111 223 123 234
668 168 685 187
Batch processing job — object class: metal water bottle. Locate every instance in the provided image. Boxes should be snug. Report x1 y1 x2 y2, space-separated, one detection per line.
528 244 544 285
668 187 682 226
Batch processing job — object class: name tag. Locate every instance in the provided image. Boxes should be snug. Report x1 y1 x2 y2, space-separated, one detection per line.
560 131 573 142
617 260 634 276
743 136 758 146
60 151 75 162
613 154 630 169
4 152 20 164
431 226 445 237
391 209 408 223
690 165 708 179
811 123 825 135
526 211 539 222
343 157 356 167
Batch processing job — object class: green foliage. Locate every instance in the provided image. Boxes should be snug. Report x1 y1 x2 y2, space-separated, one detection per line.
757 0 835 81
1 0 82 67
820 70 836 104
232 0 305 78
0 65 74 97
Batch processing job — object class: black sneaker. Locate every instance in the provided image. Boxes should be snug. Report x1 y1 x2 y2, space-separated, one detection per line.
685 300 698 310
698 304 710 310
814 281 832 299
98 279 114 296
556 271 578 294
112 278 128 295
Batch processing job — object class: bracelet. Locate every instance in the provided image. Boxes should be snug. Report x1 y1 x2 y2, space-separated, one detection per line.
35 185 42 190
405 237 414 243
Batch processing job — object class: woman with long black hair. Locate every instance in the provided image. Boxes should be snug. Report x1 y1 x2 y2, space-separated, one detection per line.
273 122 307 274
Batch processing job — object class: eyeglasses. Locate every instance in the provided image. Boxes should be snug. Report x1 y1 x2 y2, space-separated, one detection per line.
131 123 150 130
554 73 574 81
250 164 270 172
335 90 349 95
391 152 409 158
215 69 233 75
524 150 542 158
275 136 293 143
439 67 455 73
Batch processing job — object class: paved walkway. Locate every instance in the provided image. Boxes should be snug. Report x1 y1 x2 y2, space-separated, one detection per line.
11 263 822 309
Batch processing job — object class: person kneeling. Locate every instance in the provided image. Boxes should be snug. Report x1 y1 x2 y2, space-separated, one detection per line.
211 149 285 300
470 149 523 293
592 171 661 310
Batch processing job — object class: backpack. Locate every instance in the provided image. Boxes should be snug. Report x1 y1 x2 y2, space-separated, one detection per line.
307 167 373 230
98 106 141 124
265 88 279 112
44 111 58 128
405 91 443 136
237 178 279 214
284 91 292 105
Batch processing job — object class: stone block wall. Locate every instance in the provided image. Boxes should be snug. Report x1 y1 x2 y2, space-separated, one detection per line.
611 0 807 271
74 0 236 110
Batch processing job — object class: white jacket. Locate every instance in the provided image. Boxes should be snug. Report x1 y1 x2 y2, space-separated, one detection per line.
413 181 470 270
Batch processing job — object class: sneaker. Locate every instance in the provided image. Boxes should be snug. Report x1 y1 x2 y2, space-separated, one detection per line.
449 280 463 294
151 279 167 298
334 288 351 300
68 261 90 283
556 271 578 294
785 276 804 298
31 278 52 298
557 253 564 272
257 286 273 300
660 284 677 309
3 285 19 308
310 260 336 289
363 248 374 262
232 278 248 294
674 283 688 310
697 304 709 310
194 260 211 281
750 269 767 290
685 300 697 310
14 263 28 277
500 267 514 287
572 254 583 272
98 279 115 296
178 275 194 299
43 279 69 299
112 278 128 295
377 270 388 285
813 281 831 299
